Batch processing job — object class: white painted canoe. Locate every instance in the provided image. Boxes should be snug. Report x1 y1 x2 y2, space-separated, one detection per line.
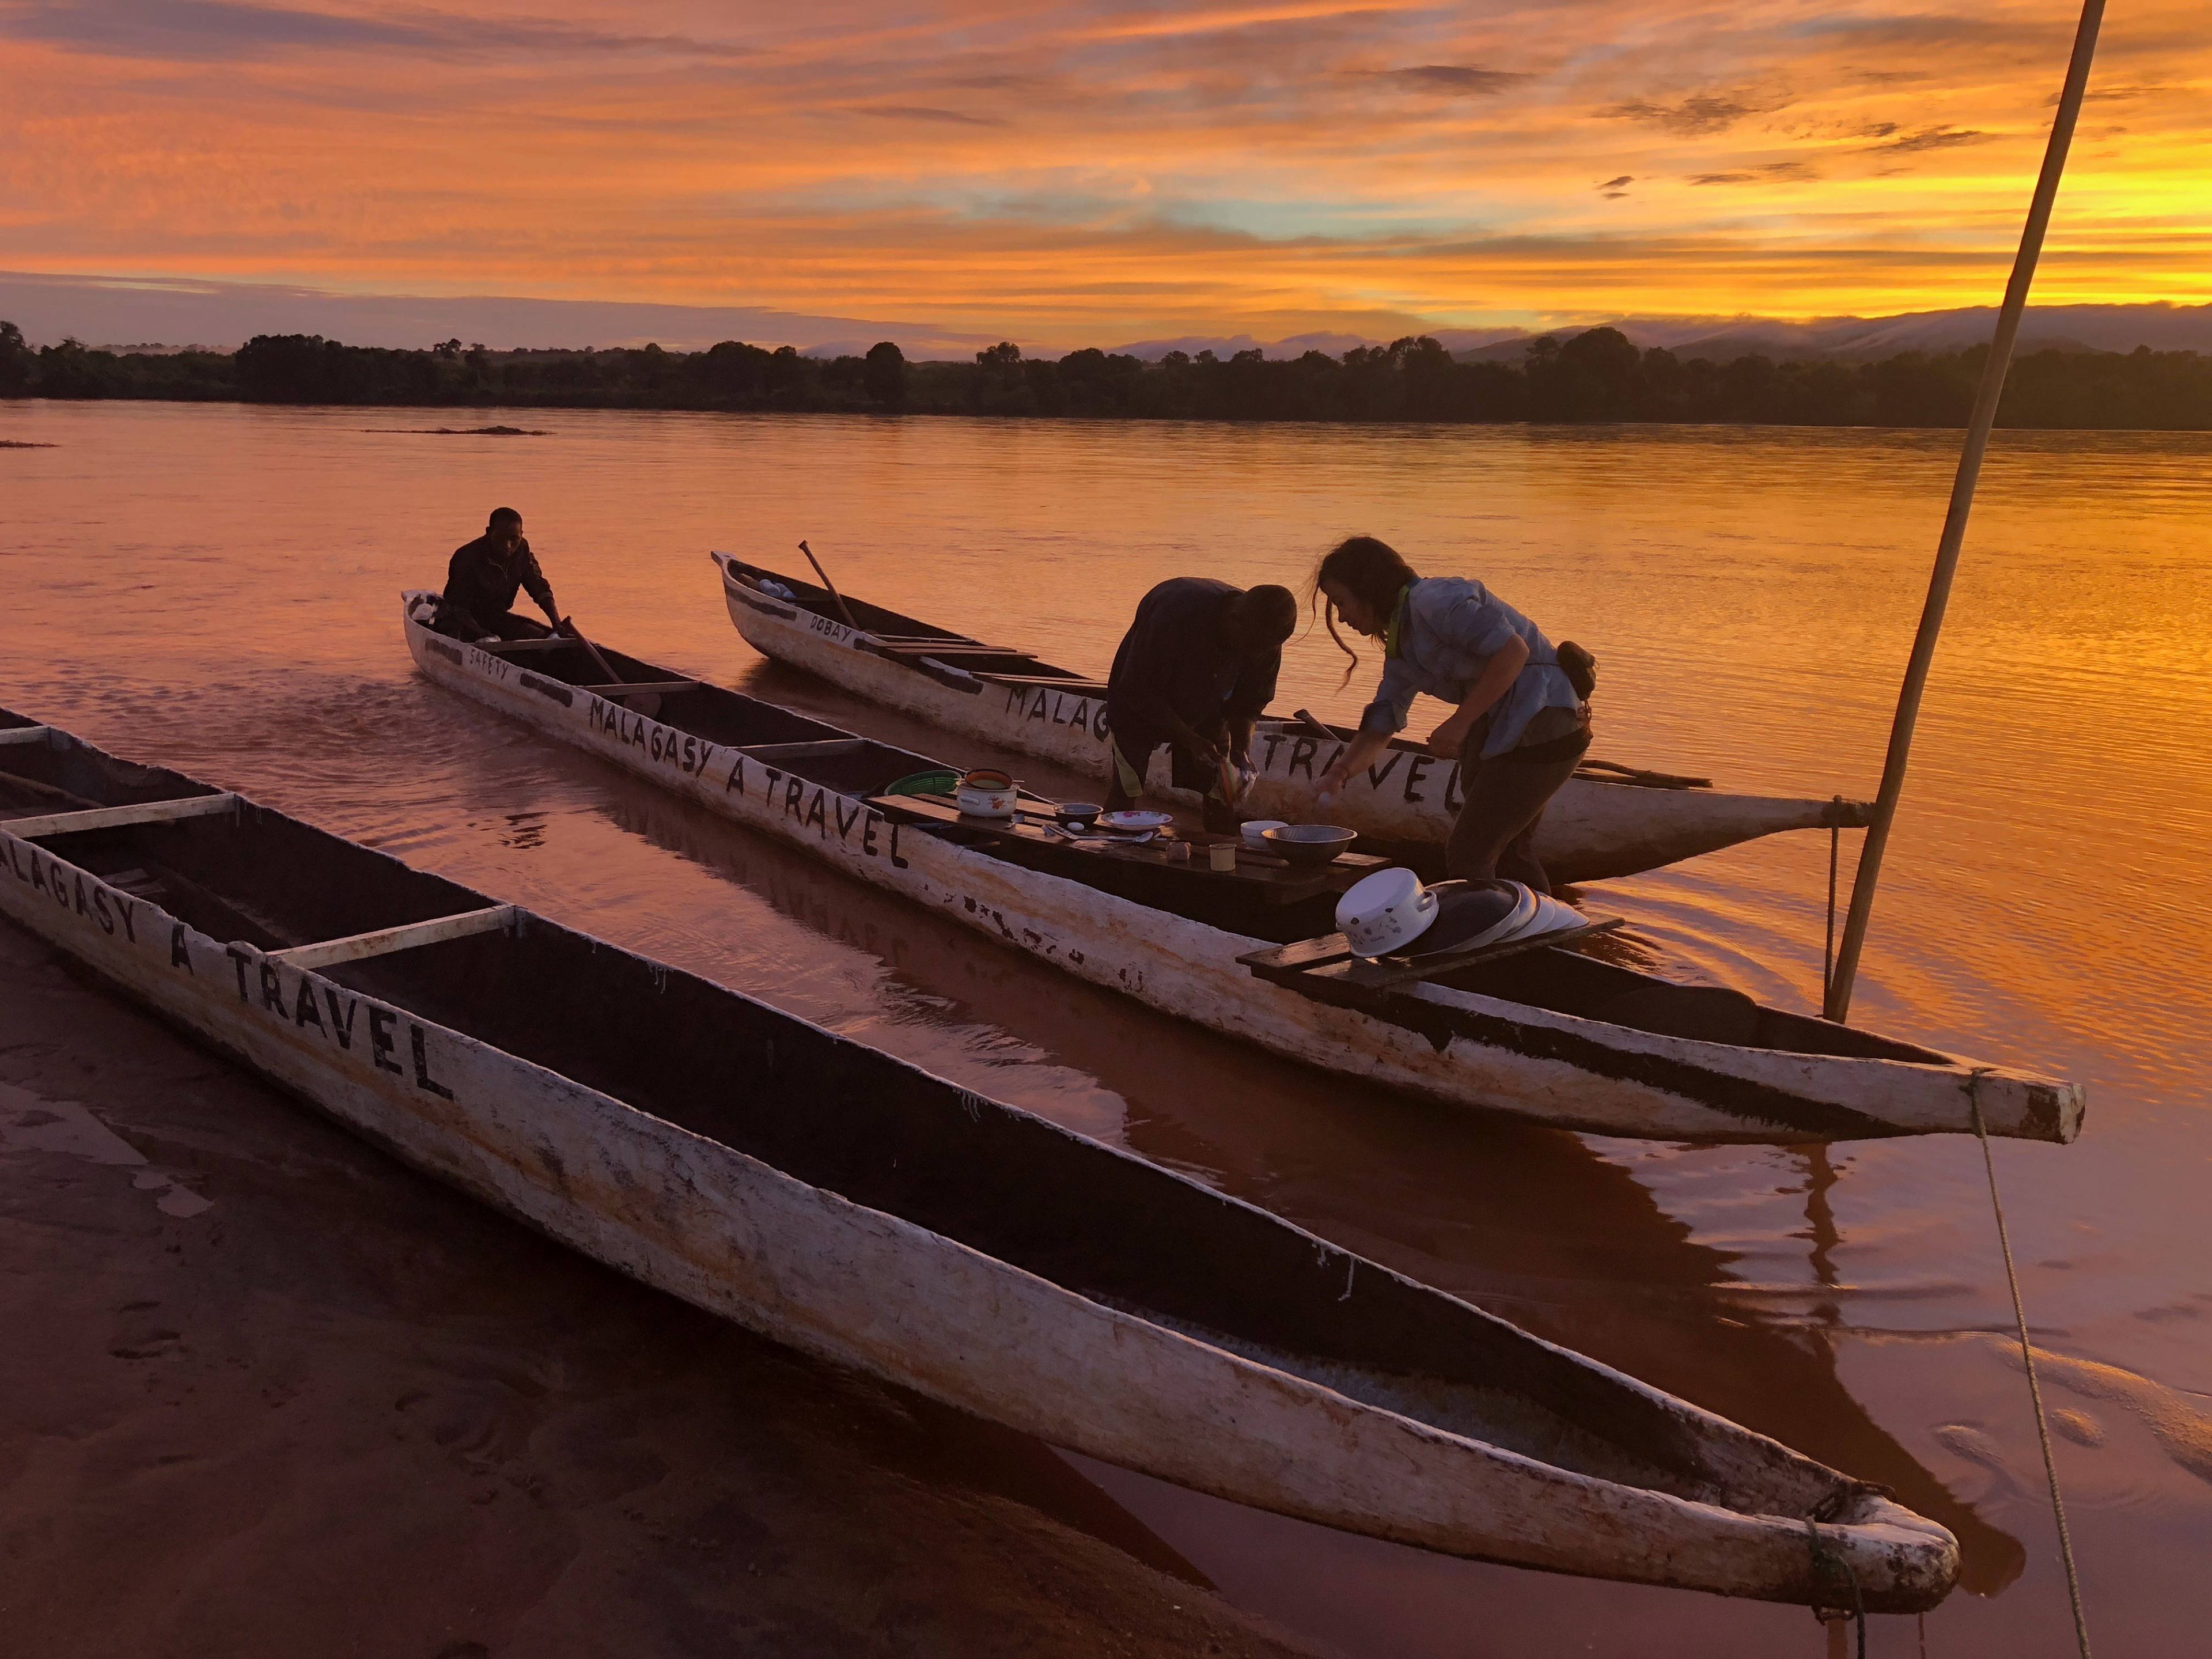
710 554 1871 882
0 709 1959 1609
400 597 2082 1146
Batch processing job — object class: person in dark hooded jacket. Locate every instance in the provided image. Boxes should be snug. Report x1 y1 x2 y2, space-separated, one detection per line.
1104 578 1297 831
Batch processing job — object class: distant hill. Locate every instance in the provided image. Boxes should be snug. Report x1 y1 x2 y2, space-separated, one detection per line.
1612 305 2212 361
0 268 1006 361
1126 305 2212 366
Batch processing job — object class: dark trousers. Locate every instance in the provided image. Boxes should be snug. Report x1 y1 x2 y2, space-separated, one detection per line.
1446 723 1588 892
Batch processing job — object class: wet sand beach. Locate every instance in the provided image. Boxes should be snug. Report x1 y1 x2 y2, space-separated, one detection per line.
3 402 2209 1654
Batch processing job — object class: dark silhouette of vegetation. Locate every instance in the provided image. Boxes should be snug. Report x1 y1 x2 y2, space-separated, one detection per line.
863 340 907 408
0 321 31 396
5 321 2212 430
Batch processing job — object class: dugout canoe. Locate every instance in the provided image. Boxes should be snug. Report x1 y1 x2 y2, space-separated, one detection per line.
400 596 2081 1146
710 553 1870 881
0 707 1959 1610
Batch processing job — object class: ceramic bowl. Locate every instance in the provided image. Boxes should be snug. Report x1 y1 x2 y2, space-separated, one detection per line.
1262 824 1357 867
1240 819 1289 849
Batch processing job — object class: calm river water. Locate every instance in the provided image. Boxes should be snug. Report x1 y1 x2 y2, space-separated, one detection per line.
4 401 2209 1656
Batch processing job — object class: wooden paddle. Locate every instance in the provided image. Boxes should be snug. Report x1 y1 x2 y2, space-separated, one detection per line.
560 622 622 685
798 540 862 630
562 624 664 717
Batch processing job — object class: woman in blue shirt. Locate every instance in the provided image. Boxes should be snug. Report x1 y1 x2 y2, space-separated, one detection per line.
1313 536 1590 891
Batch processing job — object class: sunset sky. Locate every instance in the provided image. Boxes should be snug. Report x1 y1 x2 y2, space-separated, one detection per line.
2 1 2207 343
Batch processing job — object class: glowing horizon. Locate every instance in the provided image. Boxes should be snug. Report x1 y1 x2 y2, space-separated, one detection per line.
1 0 2206 341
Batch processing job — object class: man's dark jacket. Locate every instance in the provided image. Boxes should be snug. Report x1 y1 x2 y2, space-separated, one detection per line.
1105 577 1279 757
440 535 556 637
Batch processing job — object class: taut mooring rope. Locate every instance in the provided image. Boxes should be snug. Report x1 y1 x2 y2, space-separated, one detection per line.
1968 1074 2092 1658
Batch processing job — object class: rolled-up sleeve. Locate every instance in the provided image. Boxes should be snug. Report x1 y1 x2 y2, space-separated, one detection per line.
1359 654 1421 735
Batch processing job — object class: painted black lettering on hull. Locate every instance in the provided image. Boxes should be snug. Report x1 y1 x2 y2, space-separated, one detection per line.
1403 755 1434 803
411 1025 455 1098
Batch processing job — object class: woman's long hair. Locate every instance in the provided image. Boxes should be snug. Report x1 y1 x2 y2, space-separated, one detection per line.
1310 536 1416 685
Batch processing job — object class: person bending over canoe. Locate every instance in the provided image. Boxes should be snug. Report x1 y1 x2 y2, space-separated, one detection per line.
1313 536 1591 892
1105 578 1299 832
434 507 574 642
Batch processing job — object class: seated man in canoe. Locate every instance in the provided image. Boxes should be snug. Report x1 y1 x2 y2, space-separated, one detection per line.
1105 578 1298 831
432 507 573 642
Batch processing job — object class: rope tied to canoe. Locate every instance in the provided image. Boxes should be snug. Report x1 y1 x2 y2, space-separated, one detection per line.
1968 1066 2093 1659
1802 1518 1865 1659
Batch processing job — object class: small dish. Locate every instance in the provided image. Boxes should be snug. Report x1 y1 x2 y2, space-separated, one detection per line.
1099 809 1173 831
1239 819 1288 849
1055 801 1103 828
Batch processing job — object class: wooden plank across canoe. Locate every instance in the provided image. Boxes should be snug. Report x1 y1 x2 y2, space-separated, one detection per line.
1240 917 1627 991
577 680 700 698
474 635 580 655
976 673 1112 692
745 738 870 760
0 725 51 746
868 643 1037 661
873 790 1387 903
0 702 1965 1612
274 905 517 971
2 793 237 839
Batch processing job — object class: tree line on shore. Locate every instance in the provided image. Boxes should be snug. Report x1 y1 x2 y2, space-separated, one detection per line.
5 319 2210 430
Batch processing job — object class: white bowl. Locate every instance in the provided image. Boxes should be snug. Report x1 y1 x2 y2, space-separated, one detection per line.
1240 819 1288 848
1335 867 1439 958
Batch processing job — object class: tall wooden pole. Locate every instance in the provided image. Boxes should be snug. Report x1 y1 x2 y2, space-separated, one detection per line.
1824 0 2107 1022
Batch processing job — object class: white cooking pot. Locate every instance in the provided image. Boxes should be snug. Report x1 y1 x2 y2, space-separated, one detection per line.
956 768 1018 820
1335 867 1440 959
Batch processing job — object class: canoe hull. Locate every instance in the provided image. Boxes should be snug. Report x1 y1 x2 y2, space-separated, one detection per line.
0 740 1956 1609
404 603 2080 1146
714 556 1861 882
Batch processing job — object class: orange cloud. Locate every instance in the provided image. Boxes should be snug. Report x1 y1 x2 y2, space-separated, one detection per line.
0 0 2206 339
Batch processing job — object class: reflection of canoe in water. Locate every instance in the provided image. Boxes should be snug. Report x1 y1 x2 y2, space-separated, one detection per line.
710 554 1870 882
400 596 2084 1146
0 710 1959 1610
